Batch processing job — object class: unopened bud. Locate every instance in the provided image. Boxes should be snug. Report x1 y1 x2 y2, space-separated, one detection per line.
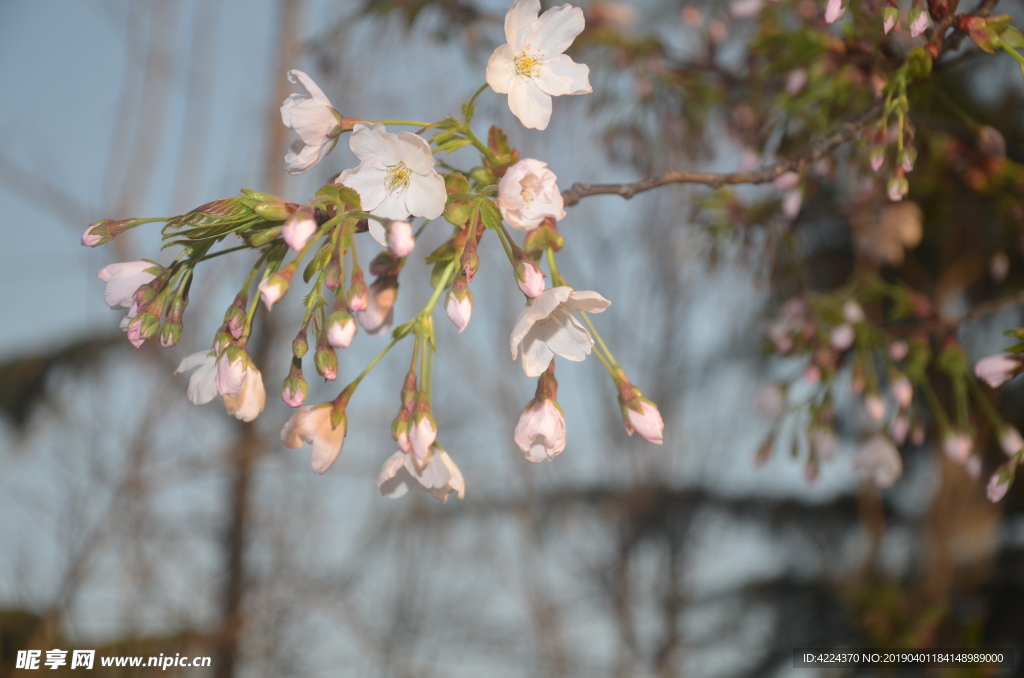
327 309 357 348
882 5 898 33
292 329 309 358
159 322 182 348
253 199 299 222
258 269 293 311
282 205 318 251
908 5 928 37
282 361 308 408
445 276 474 333
314 343 338 381
347 269 369 312
387 220 415 257
898 147 916 173
887 174 909 202
515 257 545 297
523 217 565 255
127 312 161 348
82 218 136 247
249 226 283 247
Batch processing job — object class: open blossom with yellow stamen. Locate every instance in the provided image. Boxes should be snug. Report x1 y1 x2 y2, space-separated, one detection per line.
486 0 592 130
335 122 446 221
498 158 566 231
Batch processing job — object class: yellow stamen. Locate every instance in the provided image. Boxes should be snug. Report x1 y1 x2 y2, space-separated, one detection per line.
514 50 543 78
385 164 412 193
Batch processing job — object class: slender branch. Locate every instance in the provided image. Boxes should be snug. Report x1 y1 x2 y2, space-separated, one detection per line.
561 102 883 207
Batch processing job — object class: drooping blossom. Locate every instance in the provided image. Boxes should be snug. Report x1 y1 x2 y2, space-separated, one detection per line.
975 354 1023 388
830 324 854 351
854 435 903 488
943 432 973 464
175 351 219 405
889 340 909 361
258 274 290 311
98 261 160 310
497 158 567 231
515 399 567 462
356 275 398 337
987 470 1012 503
216 349 249 397
223 364 266 422
282 404 347 474
282 206 317 251
622 396 665 444
824 0 845 24
280 70 344 175
1000 427 1024 457
388 221 415 257
376 446 465 502
865 394 886 423
336 123 446 221
891 375 913 408
510 286 611 377
485 0 592 130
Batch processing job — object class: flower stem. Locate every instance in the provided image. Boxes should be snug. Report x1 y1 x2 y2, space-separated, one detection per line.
968 375 1006 430
466 83 489 117
463 124 497 162
348 337 401 391
421 261 456 316
372 119 433 127
545 247 566 286
195 244 251 263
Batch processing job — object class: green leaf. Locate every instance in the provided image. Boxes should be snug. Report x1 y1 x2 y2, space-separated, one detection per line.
478 199 503 231
436 137 472 154
304 241 332 284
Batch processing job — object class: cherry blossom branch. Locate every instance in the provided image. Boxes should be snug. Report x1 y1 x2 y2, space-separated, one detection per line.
560 101 884 207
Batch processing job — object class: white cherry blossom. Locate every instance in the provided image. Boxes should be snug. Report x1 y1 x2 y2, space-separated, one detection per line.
282 405 347 474
515 399 566 461
498 158 566 230
175 351 219 405
336 122 446 221
486 0 592 130
281 70 342 174
510 286 610 377
854 435 902 488
376 447 465 502
223 365 266 422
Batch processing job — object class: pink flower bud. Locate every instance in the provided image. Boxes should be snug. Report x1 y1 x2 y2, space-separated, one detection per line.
965 455 981 480
409 412 438 468
782 190 803 219
942 432 973 464
891 375 913 408
869 146 885 173
623 398 664 445
1000 427 1024 456
216 351 248 397
784 69 808 96
516 260 545 298
975 354 1022 388
327 313 357 348
81 223 104 247
842 300 865 323
865 394 886 423
445 288 473 333
883 7 898 34
829 324 854 351
515 399 567 462
825 0 845 24
258 276 288 310
282 207 318 251
387 220 415 257
890 414 910 445
282 379 307 408
887 175 908 202
889 340 909 361
908 6 928 37
987 471 1012 503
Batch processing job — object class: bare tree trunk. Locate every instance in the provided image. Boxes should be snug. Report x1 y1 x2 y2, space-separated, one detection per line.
212 1 303 676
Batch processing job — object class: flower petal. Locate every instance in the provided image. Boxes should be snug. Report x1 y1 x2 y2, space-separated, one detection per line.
403 171 447 220
349 122 398 165
368 221 388 247
535 54 591 96
563 289 611 313
287 69 331 105
337 166 389 213
486 44 517 95
505 0 541 49
520 332 556 377
394 132 436 175
508 78 553 130
529 3 585 55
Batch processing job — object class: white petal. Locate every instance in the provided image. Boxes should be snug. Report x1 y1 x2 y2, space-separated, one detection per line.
505 0 541 49
403 171 447 220
508 78 553 130
394 132 436 175
520 333 556 377
538 311 593 362
535 54 591 96
287 69 331 105
376 452 412 498
509 287 572 358
371 190 412 221
288 101 338 145
349 122 398 165
368 221 388 247
563 289 611 313
175 350 214 374
485 44 517 94
337 166 390 213
529 4 586 55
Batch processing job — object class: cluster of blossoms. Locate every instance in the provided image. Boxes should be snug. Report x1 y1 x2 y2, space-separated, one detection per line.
85 0 662 504
758 277 1024 500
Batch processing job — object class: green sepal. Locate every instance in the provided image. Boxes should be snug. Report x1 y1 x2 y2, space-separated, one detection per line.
329 407 348 432
478 199 503 231
303 240 333 284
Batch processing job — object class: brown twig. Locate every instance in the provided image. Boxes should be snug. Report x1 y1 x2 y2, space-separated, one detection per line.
561 102 883 207
563 1 1001 208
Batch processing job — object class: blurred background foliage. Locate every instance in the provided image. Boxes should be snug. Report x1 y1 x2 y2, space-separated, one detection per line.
3 0 1024 677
